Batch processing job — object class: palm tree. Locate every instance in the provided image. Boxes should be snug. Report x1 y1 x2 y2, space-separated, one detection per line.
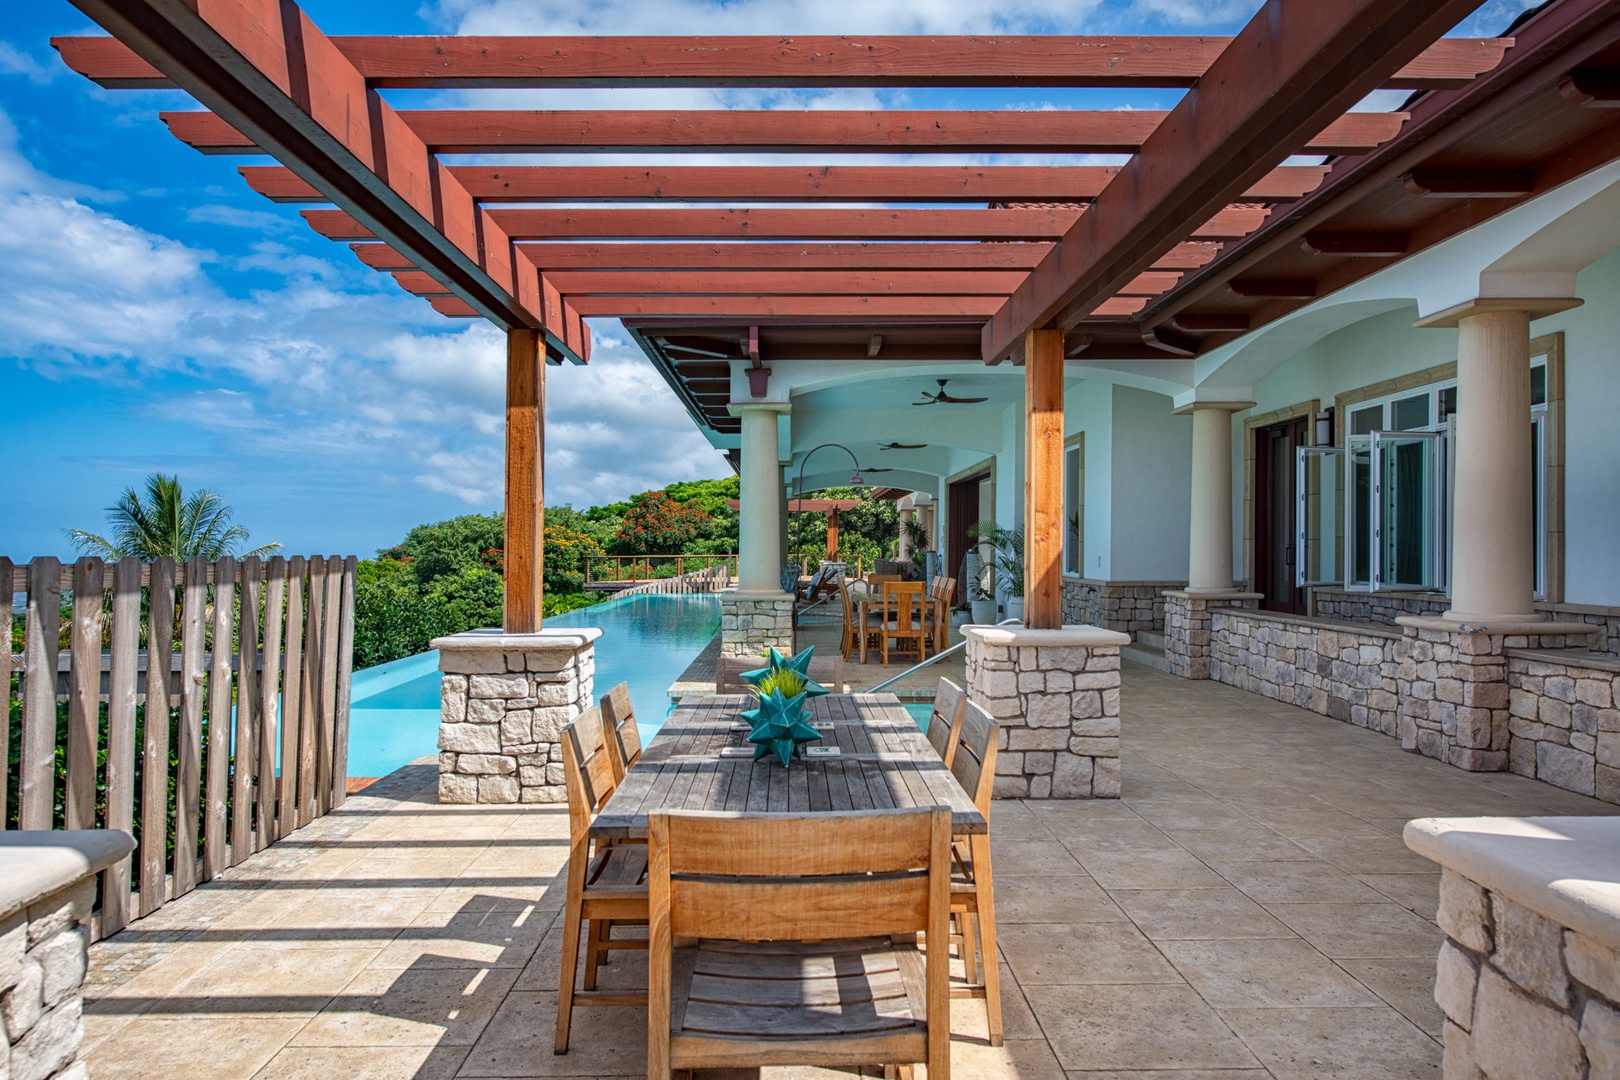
66 474 281 560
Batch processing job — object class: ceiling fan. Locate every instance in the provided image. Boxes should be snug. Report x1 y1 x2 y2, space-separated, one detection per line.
913 379 988 406
859 466 895 473
878 442 927 450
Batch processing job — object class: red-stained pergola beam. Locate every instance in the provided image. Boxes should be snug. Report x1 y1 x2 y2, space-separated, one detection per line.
51 6 585 362
981 0 1488 363
308 206 1267 243
537 270 1181 297
511 241 1222 273
163 108 1405 156
56 34 1508 91
239 164 1328 204
564 296 1151 319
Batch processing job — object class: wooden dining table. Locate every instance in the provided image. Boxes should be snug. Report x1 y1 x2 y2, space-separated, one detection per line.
590 692 987 840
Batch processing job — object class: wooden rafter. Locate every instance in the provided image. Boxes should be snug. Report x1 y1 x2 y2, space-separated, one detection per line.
537 270 1180 297
55 34 1509 90
508 242 1222 272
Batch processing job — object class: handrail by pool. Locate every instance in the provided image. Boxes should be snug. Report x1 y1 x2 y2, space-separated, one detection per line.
868 618 1023 694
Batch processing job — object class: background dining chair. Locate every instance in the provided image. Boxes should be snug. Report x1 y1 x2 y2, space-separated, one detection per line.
599 681 643 784
881 580 928 666
927 677 967 767
556 705 649 1054
946 699 1003 1046
646 807 954 1080
924 575 958 656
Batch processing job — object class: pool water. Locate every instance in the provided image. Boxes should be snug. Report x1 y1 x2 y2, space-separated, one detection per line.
345 592 722 778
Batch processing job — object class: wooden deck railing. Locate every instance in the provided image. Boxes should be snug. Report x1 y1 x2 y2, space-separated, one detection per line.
2 554 356 940
584 554 737 589
616 561 733 596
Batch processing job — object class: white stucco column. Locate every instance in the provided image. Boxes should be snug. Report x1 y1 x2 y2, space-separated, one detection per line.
1446 309 1537 623
1185 403 1246 593
734 402 790 594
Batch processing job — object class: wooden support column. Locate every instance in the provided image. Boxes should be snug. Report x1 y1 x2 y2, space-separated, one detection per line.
505 328 544 632
1025 328 1065 629
826 508 840 560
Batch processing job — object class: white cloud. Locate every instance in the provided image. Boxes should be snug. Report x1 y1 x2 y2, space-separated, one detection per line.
0 42 55 85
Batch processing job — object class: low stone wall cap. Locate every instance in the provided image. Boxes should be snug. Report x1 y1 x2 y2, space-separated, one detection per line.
431 627 603 651
0 830 136 918
1395 615 1601 636
1405 816 1620 949
960 624 1131 647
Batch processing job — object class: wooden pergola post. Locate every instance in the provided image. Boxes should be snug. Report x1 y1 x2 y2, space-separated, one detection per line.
1024 328 1065 629
826 508 840 560
505 328 544 632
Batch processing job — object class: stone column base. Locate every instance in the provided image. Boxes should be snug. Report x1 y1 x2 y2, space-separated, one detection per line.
434 628 600 804
719 592 795 658
1396 616 1599 772
1163 590 1262 679
963 624 1130 799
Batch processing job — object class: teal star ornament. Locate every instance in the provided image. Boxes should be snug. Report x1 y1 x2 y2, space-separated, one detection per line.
740 688 823 767
740 645 831 699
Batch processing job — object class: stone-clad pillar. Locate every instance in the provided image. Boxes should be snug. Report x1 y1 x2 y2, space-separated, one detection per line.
435 628 599 803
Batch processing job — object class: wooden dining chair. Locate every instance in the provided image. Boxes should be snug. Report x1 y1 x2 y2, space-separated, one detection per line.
556 705 649 1054
923 575 957 656
927 677 967 767
881 580 928 666
714 656 755 694
599 681 643 784
839 580 882 661
646 807 954 1080
947 699 1003 1046
866 572 902 594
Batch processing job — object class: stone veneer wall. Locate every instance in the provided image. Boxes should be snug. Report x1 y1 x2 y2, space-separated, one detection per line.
3 877 93 1080
962 624 1129 799
1312 588 1620 655
1505 649 1620 801
1163 592 1261 680
719 594 794 658
1209 609 1401 736
435 629 598 804
1430 867 1620 1079
1061 579 1183 634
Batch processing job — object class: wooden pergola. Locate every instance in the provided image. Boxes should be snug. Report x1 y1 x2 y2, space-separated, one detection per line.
52 0 1620 631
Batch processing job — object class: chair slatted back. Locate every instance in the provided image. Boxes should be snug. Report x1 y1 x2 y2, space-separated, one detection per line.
927 678 967 766
883 580 926 632
867 573 902 594
949 700 999 815
839 579 856 628
715 656 755 694
808 655 846 693
561 705 618 844
599 681 643 783
649 808 952 943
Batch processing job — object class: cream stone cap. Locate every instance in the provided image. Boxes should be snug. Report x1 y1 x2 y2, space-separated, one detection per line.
1405 816 1620 948
960 624 1131 648
432 627 604 651
0 830 136 918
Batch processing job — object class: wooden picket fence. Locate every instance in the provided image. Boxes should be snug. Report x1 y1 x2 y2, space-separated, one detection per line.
2 554 357 940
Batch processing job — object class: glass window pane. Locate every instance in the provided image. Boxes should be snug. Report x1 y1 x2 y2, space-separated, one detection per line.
1531 363 1547 407
1376 433 1442 590
1298 448 1344 586
1064 446 1082 574
1349 442 1372 587
1350 405 1382 436
1438 386 1457 422
1391 393 1431 431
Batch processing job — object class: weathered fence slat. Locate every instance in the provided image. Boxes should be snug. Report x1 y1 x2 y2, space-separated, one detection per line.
258 558 287 848
140 557 177 916
20 557 61 830
174 556 208 896
66 557 105 831
279 557 306 839
318 556 342 815
298 558 325 827
1 556 12 830
232 558 261 866
332 556 357 809
103 556 141 935
202 556 236 881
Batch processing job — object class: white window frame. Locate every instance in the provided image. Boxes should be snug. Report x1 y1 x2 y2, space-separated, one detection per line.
1062 440 1083 576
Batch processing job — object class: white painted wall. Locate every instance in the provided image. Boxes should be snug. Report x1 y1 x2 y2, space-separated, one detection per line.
1065 379 1114 577
1110 386 1193 581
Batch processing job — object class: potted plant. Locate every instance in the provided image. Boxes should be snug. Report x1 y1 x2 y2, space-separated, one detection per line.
969 519 1025 623
964 550 997 625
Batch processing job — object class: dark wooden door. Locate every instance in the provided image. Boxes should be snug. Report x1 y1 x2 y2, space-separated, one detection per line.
1254 417 1310 614
946 474 986 606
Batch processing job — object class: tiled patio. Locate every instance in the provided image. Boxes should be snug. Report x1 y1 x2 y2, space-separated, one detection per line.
79 662 1619 1079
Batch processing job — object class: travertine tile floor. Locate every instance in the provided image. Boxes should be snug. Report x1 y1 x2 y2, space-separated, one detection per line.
80 662 1620 1079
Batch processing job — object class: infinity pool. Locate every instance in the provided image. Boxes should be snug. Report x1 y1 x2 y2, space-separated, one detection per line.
346 592 722 778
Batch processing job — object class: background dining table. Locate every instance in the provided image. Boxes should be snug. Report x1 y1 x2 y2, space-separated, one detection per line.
590 692 986 840
851 589 935 664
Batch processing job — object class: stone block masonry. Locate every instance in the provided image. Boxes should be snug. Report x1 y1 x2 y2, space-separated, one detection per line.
719 593 794 658
1406 816 1620 1080
1163 591 1261 680
1505 648 1620 801
1 830 136 1080
963 624 1130 799
1061 579 1183 634
434 628 600 804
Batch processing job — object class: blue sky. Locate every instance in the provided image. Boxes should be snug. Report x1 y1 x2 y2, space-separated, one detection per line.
0 0 1537 559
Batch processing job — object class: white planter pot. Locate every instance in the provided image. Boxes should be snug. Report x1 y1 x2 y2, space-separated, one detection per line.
950 610 971 629
969 599 997 625
1005 596 1025 623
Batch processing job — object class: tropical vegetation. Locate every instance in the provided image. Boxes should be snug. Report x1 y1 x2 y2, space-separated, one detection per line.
65 473 280 559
